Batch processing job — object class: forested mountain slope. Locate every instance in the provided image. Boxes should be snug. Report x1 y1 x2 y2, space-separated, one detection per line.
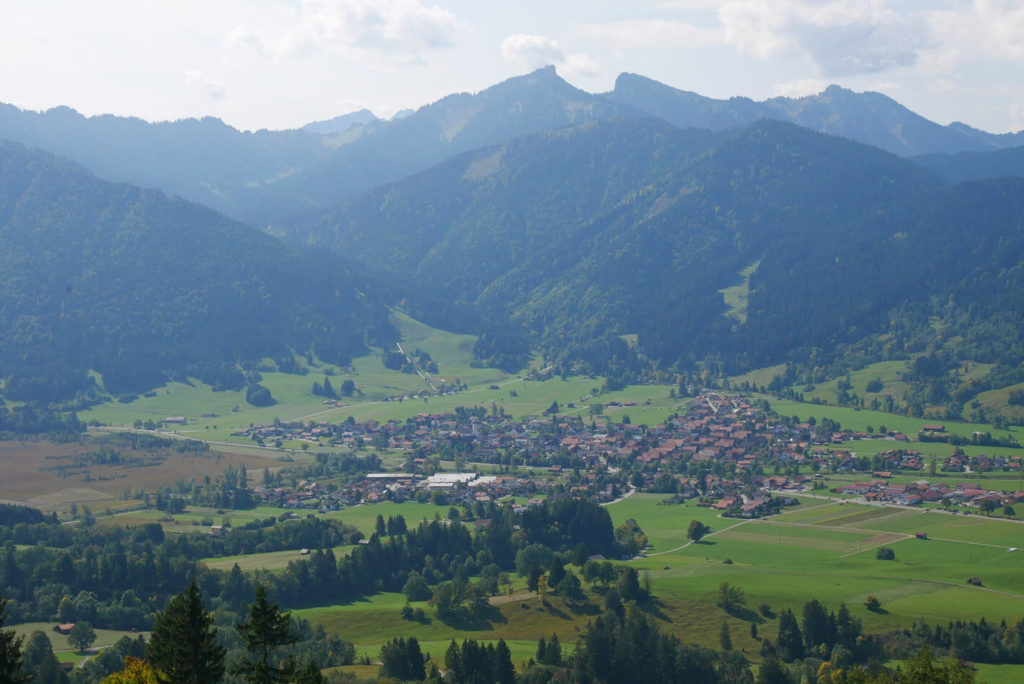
0 141 394 401
305 118 1024 377
913 146 1024 184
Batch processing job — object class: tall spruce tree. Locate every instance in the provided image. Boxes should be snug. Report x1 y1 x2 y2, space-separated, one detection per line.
493 639 515 684
232 585 296 684
1 596 31 684
776 609 805 662
148 579 225 684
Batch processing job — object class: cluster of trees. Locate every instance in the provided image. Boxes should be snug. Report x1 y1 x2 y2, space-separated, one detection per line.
761 600 879 666
311 375 357 399
0 493 624 638
895 615 1024 665
0 405 85 437
2 580 351 683
0 513 361 631
564 606 751 683
442 638 515 684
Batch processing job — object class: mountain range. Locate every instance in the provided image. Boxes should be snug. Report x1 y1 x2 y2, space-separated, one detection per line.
3 67 1021 229
1 67 1023 407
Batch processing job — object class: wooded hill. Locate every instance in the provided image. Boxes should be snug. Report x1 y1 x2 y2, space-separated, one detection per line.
1 67 1024 408
302 116 1024 386
0 141 395 402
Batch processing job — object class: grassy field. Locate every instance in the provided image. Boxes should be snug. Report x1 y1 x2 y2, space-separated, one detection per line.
733 358 1003 421
76 309 691 449
0 438 280 515
770 398 1022 442
8 622 148 653
200 544 356 572
108 505 296 534
270 494 1024 670
295 589 589 669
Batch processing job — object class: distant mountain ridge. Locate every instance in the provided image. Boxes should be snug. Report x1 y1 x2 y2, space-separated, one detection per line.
607 73 1024 157
1 67 1020 231
301 109 378 135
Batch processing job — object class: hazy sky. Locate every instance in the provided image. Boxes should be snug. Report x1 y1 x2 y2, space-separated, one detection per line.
1 0 1022 133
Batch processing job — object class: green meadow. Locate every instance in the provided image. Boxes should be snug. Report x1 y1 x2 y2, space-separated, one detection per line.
269 493 1024 669
770 398 1022 442
200 544 356 572
9 622 149 653
78 308 693 450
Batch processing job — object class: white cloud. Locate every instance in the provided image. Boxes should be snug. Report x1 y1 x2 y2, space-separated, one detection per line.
561 52 602 79
501 34 565 69
574 19 721 49
974 0 1024 61
718 0 924 76
500 33 600 78
225 0 465 62
184 69 226 100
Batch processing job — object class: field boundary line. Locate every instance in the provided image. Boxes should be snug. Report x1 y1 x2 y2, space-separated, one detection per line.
839 533 912 558
646 519 751 557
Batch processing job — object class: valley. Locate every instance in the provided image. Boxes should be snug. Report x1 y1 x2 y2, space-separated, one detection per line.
2 61 1024 683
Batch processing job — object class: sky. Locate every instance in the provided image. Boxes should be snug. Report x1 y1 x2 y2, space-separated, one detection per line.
1 0 1022 134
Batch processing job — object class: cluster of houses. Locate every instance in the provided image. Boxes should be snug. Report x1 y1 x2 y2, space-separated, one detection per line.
249 471 558 512
836 478 1024 508
212 390 1024 520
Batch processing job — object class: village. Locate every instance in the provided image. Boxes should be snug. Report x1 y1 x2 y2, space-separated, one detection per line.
223 392 1024 521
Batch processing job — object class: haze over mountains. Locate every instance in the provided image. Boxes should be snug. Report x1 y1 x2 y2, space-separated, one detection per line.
1 66 1024 405
3 67 1022 228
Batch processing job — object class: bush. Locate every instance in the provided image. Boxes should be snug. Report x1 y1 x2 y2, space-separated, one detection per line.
875 546 895 560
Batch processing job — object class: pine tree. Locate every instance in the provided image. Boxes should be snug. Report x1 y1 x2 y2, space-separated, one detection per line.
0 596 31 684
720 620 733 651
776 609 805 662
445 640 462 682
493 639 515 684
148 579 225 684
543 634 561 666
290 660 324 684
232 585 296 684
